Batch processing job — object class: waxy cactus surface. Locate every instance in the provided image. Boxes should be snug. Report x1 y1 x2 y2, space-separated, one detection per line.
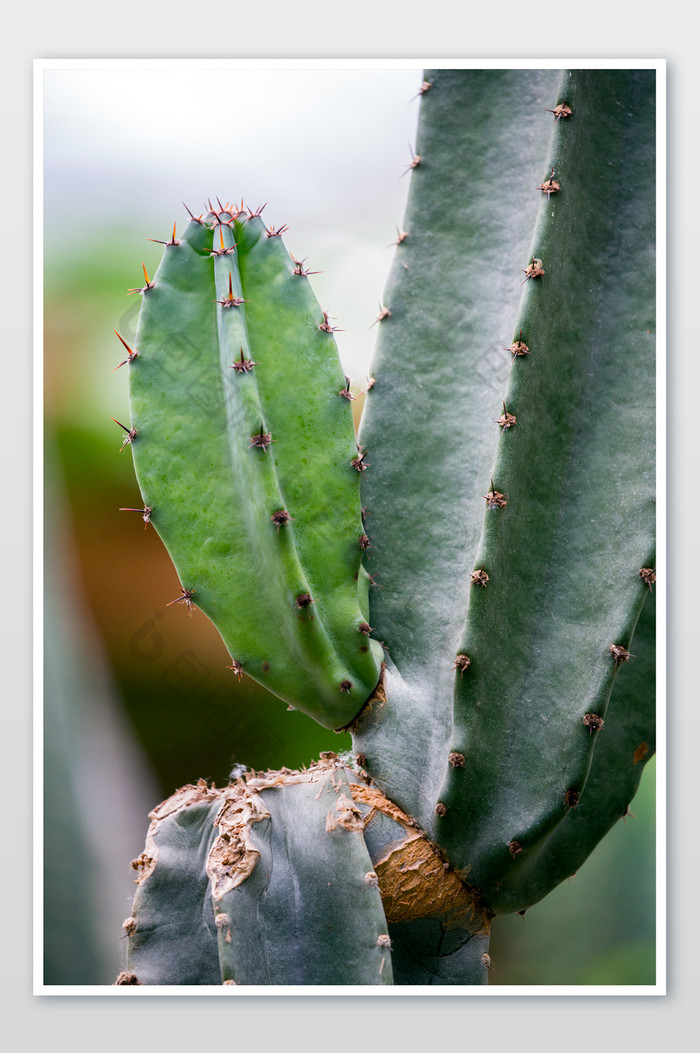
126 756 395 985
115 66 656 986
126 207 382 730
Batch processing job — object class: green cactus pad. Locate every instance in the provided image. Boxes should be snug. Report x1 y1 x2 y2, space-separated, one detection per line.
126 206 382 729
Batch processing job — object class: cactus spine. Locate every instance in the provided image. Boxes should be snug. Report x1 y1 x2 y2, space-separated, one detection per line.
116 67 656 986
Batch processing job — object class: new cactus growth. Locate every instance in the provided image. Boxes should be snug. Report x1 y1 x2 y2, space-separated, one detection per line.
114 67 656 986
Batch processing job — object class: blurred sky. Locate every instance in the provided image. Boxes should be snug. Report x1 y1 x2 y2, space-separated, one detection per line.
42 63 422 381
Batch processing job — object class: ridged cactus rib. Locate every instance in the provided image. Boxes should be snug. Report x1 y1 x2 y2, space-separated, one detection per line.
123 756 394 985
353 68 561 829
212 760 393 985
128 208 382 729
436 69 656 907
126 783 223 985
488 590 656 914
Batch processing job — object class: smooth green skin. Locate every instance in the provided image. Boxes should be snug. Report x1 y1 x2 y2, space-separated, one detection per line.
436 69 656 909
354 68 562 832
216 771 392 985
128 212 382 730
127 795 222 985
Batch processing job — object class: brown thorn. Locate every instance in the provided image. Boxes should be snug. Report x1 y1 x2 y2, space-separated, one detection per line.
453 654 471 677
538 169 560 198
401 145 422 176
351 446 369 472
167 587 196 615
494 402 517 429
215 273 247 308
147 222 179 246
639 567 656 590
369 304 391 329
119 505 152 528
183 202 204 224
230 348 257 373
339 377 356 400
410 80 432 101
609 643 634 666
520 258 545 286
544 103 572 121
386 227 408 248
127 262 155 295
583 712 604 734
270 510 293 531
484 479 507 509
291 255 320 277
320 310 343 333
211 229 236 256
227 659 243 681
111 417 136 451
112 331 139 370
249 424 272 451
505 330 530 357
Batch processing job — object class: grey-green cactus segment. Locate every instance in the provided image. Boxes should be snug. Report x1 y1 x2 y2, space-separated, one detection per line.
489 588 656 914
436 68 656 907
122 757 395 985
127 207 382 730
212 760 393 985
126 783 223 985
354 68 562 831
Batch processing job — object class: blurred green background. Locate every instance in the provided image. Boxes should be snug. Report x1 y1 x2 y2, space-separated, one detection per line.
42 63 656 987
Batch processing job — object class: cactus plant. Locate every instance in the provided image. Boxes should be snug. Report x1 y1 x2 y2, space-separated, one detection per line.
113 66 656 986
